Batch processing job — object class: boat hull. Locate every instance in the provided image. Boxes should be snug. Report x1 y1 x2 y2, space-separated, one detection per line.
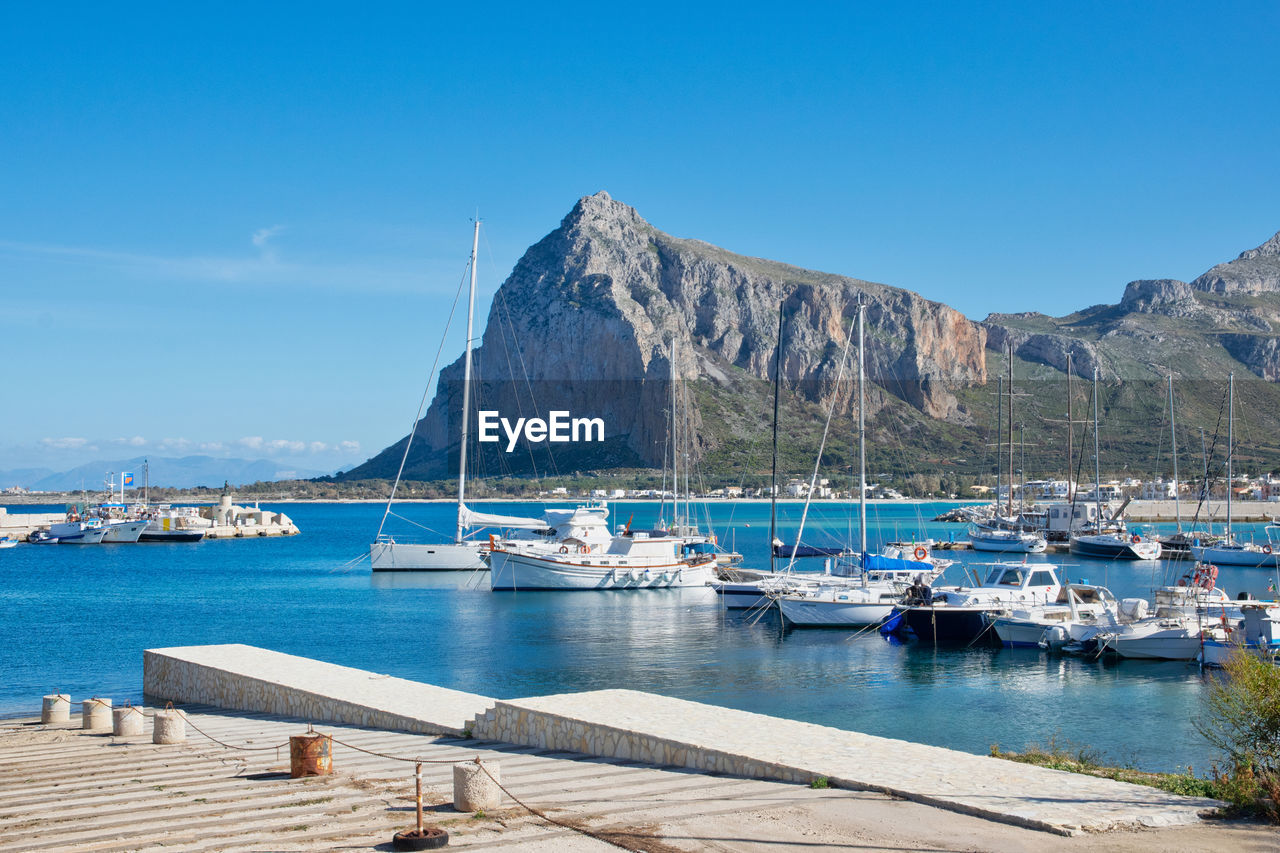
969 536 1046 554
102 521 147 543
370 541 488 571
1069 536 1161 560
710 582 773 609
139 530 206 542
489 550 715 590
900 606 999 645
1189 545 1277 568
778 597 893 627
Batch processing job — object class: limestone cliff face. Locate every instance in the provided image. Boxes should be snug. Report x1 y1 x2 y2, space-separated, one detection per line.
357 193 987 478
1191 230 1280 296
981 229 1280 382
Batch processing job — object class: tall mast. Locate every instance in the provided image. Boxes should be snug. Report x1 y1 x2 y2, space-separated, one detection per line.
1092 367 1101 530
1066 353 1074 500
996 375 1003 515
1227 371 1234 542
1168 374 1181 532
454 219 480 544
671 338 680 530
857 301 867 555
769 301 784 565
1007 342 1014 516
144 459 149 507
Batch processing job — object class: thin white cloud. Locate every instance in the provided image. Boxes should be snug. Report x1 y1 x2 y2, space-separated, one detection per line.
251 225 285 263
237 436 265 450
0 238 458 294
40 437 92 450
338 440 361 452
109 436 148 447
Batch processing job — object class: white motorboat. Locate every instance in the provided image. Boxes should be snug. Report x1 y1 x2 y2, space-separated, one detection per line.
892 562 1063 645
489 505 716 590
1200 604 1280 667
0 536 17 549
990 583 1121 649
1081 583 1236 661
140 507 208 542
46 520 109 545
101 520 147 543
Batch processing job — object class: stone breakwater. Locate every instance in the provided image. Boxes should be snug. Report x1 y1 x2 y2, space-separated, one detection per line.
143 644 1221 837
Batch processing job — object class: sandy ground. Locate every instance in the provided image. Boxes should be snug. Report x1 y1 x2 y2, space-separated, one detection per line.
2 722 1275 853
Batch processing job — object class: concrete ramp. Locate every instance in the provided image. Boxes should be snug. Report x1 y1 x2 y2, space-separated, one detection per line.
144 644 492 735
470 688 1219 836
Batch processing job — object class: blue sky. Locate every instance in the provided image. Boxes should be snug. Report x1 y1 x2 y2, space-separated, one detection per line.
3 3 1278 476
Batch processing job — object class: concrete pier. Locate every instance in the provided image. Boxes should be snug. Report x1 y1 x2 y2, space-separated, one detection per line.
143 644 1221 837
144 644 493 736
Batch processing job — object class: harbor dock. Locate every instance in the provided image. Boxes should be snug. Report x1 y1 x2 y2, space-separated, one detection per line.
129 645 1229 839
1 643 1265 851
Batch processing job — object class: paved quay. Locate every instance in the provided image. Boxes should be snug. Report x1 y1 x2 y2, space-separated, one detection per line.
144 644 493 736
141 644 1229 838
472 689 1221 836
1 707 1272 852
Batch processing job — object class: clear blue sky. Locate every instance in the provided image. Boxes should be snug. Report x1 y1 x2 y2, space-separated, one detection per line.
3 3 1278 475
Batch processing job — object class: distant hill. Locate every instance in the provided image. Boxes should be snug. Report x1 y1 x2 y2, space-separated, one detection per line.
342 193 1280 488
2 456 328 491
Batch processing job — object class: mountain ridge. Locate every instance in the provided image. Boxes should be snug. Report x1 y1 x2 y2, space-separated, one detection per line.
343 194 1280 483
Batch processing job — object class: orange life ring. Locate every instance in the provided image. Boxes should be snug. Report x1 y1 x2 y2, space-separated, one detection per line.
577 544 589 554
558 545 569 554
1130 534 1141 544
913 546 928 561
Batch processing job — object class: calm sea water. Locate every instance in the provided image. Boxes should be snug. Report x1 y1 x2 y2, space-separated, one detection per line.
4 499 1277 773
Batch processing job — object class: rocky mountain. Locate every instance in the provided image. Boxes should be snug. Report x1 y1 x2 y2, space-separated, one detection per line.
982 229 1280 382
347 192 988 481
345 195 1280 485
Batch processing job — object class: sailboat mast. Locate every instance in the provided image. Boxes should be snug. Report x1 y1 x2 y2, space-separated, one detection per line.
671 338 680 530
769 302 783 565
1168 374 1181 532
1092 367 1101 530
1227 371 1234 543
1066 353 1074 501
1007 343 1014 517
454 219 480 544
857 302 867 555
996 375 1003 515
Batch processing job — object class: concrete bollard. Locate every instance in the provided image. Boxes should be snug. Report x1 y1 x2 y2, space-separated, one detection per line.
453 760 502 812
153 709 186 744
41 693 71 724
113 705 146 737
82 697 113 730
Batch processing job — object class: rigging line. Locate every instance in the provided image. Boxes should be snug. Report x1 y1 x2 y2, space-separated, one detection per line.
375 259 471 540
498 286 561 480
385 511 449 538
784 315 858 574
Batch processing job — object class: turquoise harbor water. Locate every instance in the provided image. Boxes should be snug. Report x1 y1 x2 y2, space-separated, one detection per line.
4 499 1278 773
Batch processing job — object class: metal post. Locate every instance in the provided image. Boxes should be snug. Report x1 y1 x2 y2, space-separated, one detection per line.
415 762 423 835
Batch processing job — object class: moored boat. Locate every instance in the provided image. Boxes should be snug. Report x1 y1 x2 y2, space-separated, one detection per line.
894 562 1063 645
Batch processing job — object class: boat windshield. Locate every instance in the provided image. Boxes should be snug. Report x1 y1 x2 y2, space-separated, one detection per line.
985 567 1024 586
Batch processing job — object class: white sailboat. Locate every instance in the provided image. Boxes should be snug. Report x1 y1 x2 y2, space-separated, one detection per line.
773 302 946 628
371 219 542 571
1190 373 1278 568
1069 368 1161 560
